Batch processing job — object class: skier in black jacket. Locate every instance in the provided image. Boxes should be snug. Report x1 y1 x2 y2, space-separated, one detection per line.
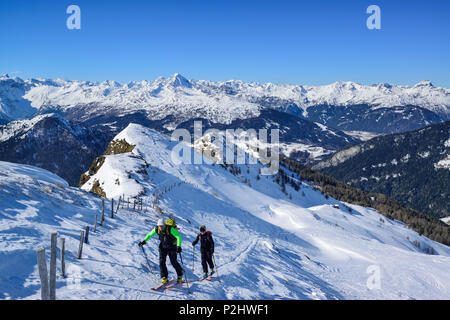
192 225 215 278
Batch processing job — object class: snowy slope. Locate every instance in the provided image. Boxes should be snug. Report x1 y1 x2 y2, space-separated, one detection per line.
1 126 449 299
79 124 450 299
1 74 449 125
0 125 450 299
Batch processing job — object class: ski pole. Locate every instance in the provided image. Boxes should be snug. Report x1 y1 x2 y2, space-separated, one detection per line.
140 246 154 275
212 253 221 283
179 252 192 294
192 245 195 274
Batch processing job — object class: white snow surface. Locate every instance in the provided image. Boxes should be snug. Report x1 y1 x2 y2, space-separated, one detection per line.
342 131 381 142
1 124 450 300
1 74 449 123
434 136 450 169
434 156 450 169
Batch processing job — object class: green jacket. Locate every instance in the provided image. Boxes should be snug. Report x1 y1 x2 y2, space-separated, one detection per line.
144 225 182 247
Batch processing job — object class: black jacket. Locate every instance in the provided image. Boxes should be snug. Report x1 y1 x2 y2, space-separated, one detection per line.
192 231 214 253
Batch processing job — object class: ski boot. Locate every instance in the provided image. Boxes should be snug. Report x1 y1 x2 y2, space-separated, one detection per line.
209 268 215 276
202 272 208 279
177 275 183 284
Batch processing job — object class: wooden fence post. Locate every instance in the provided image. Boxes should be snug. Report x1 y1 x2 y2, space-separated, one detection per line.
60 237 65 277
116 196 121 214
36 248 49 300
111 198 114 218
50 232 57 300
100 198 105 226
94 214 98 233
77 231 84 259
85 226 90 244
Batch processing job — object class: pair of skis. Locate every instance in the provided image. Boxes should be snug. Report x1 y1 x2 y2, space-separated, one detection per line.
171 272 215 286
151 278 190 291
151 273 215 291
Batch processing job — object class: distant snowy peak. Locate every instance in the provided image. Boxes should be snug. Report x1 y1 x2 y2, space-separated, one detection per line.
166 73 192 88
414 80 434 88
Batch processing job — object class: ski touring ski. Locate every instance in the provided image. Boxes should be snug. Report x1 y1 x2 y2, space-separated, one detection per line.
163 281 186 290
161 271 217 291
164 274 213 290
151 277 175 291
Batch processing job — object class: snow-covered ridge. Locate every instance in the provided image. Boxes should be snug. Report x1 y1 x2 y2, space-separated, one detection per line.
0 113 83 142
1 74 449 124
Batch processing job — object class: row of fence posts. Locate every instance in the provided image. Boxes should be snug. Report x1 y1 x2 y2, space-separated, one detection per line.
116 195 145 213
36 195 148 299
77 198 111 261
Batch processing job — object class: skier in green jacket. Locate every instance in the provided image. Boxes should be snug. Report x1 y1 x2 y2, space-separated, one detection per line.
139 218 183 283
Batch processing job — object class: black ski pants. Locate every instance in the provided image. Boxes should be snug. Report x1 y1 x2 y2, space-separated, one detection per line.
201 250 214 274
159 246 183 279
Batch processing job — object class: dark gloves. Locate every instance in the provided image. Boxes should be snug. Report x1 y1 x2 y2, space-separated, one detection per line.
138 240 146 247
177 246 182 253
209 249 214 255
192 241 196 246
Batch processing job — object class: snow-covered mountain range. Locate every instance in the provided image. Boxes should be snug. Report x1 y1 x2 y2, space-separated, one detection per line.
1 73 449 134
1 124 449 300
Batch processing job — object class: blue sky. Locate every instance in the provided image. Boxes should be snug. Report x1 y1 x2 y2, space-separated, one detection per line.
1 0 449 87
